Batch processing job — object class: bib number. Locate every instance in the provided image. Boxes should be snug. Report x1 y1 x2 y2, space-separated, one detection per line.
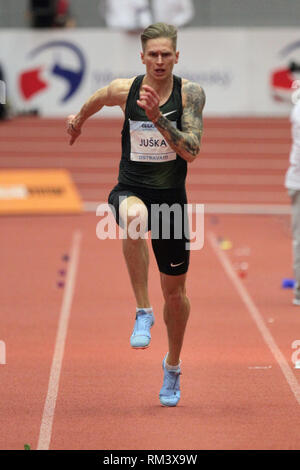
129 120 177 163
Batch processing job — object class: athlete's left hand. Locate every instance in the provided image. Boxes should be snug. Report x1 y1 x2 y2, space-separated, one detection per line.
137 85 162 123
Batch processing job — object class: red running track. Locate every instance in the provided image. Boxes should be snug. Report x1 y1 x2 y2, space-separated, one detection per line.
1 117 300 450
0 116 292 206
1 212 300 449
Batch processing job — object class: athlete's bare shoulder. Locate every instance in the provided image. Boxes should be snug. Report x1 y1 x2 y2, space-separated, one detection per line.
106 77 136 108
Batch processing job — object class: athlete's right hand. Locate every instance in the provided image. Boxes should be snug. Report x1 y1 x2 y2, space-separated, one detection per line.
67 114 81 145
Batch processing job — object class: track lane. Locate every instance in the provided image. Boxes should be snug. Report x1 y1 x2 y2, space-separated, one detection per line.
0 117 292 208
48 213 300 450
0 215 82 449
2 117 300 450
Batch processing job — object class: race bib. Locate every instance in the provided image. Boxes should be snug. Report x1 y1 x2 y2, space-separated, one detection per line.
129 120 177 162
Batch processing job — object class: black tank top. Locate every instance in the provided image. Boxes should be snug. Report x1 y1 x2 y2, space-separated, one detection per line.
118 74 187 189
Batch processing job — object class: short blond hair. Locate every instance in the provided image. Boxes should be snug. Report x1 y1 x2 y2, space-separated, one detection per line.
141 23 177 52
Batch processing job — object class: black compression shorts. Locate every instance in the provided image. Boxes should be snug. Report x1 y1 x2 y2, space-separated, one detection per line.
108 183 190 276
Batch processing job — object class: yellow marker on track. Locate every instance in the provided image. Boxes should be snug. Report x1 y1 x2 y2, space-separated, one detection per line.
219 239 232 250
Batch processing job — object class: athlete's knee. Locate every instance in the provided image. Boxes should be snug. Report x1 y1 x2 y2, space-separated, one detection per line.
120 200 149 239
166 290 185 308
161 276 187 306
164 289 190 318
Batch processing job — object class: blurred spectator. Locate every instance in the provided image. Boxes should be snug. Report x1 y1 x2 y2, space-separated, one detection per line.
152 0 194 27
53 0 76 27
28 0 75 28
99 0 194 31
28 0 57 27
100 0 151 31
285 93 300 305
0 63 8 121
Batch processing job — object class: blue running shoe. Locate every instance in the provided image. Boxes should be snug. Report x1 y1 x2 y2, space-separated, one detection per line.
130 310 154 349
159 355 181 407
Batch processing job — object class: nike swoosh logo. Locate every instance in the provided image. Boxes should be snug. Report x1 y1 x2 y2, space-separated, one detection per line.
163 110 177 117
170 261 185 268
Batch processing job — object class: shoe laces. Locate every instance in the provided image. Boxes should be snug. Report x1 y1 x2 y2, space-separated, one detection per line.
163 368 181 391
135 311 153 332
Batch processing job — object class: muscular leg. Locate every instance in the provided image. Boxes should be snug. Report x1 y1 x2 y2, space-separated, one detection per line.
119 196 151 308
160 273 190 366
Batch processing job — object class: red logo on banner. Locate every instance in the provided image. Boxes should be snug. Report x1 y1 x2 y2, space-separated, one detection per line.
18 40 85 103
271 40 300 102
19 68 48 100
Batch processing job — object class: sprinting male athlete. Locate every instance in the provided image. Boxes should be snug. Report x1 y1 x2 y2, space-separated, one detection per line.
67 22 205 407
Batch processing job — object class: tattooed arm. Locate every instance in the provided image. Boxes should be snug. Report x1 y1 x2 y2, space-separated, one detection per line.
138 81 205 163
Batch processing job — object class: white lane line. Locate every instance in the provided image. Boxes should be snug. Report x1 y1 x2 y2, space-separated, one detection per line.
208 231 300 406
37 230 82 450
